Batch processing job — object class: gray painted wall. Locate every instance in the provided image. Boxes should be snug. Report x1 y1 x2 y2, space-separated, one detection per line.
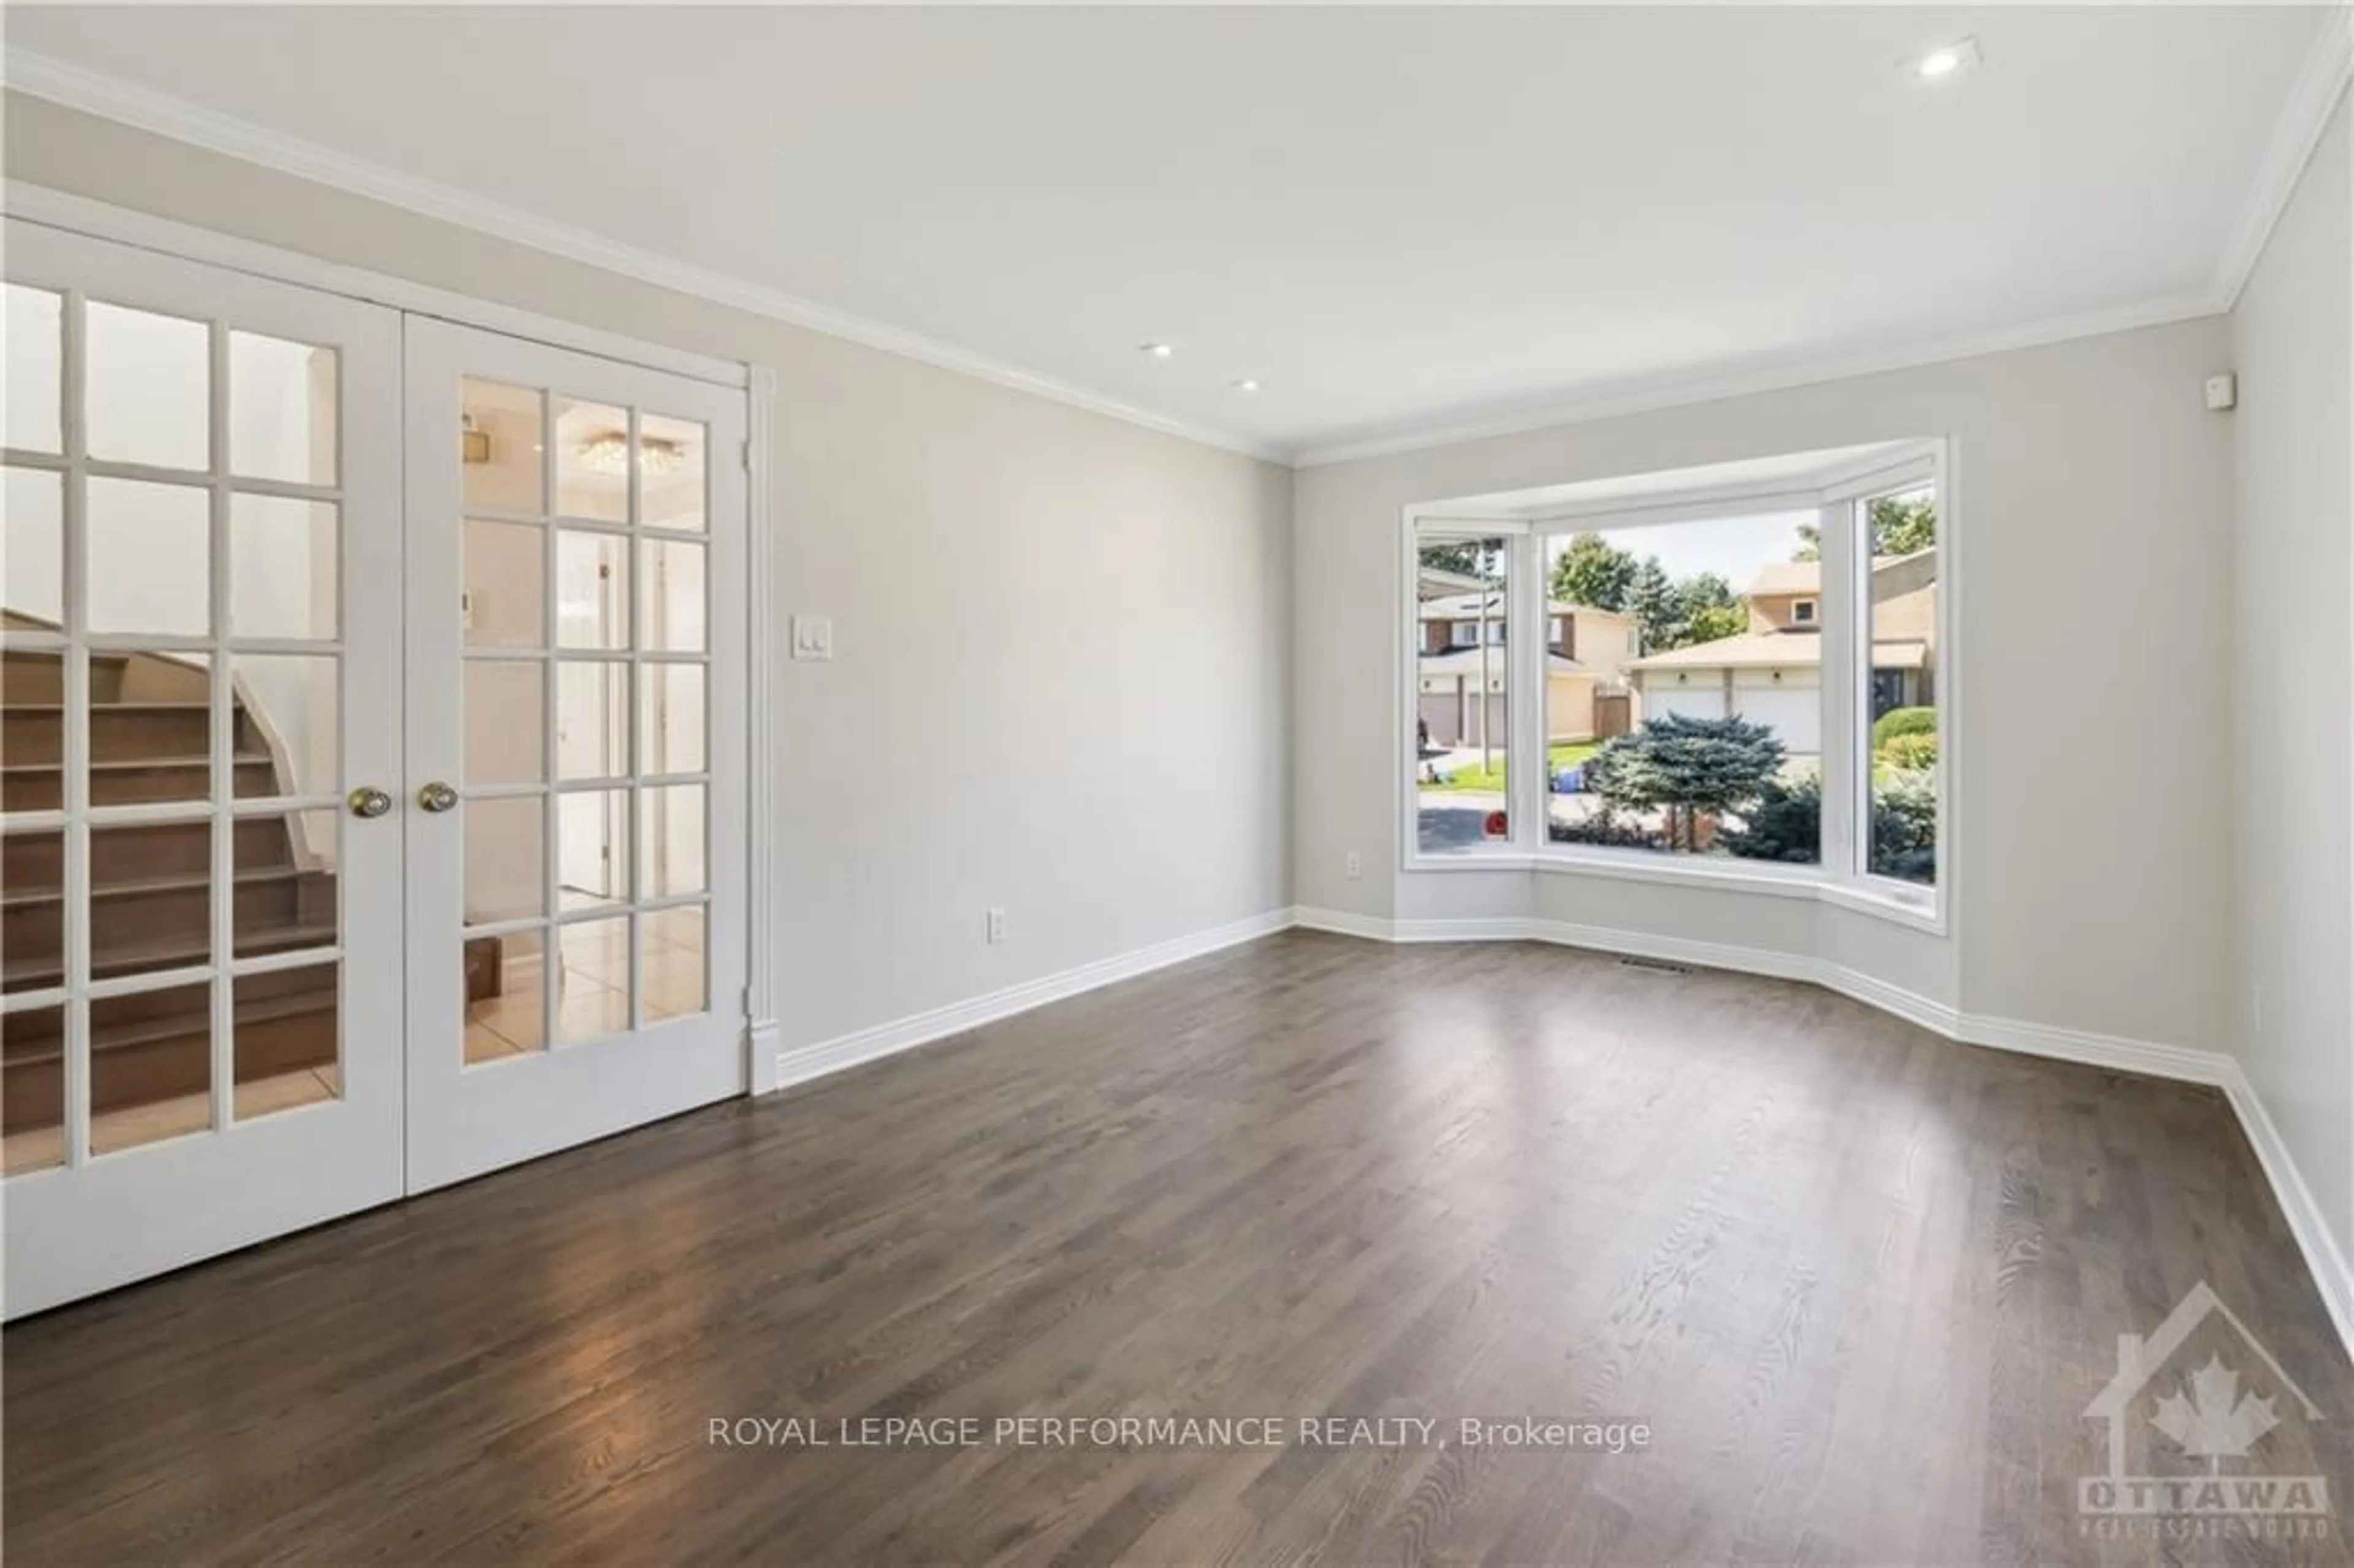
2232 99 2352 1258
1292 315 2238 1051
4 91 1296 1053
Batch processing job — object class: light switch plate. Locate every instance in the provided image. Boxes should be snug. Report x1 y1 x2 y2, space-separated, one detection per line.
791 615 834 661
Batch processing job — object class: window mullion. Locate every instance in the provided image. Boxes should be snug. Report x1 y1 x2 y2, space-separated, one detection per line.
1510 531 1545 850
1819 499 1861 881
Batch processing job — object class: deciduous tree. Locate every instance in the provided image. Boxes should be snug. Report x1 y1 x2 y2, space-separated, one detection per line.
1550 533 1638 611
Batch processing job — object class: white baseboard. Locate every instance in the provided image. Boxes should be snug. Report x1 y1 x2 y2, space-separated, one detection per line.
745 1018 784 1096
1821 961 1961 1038
1290 904 2354 1368
761 902 2352 1370
1955 1011 2231 1086
2221 1065 2354 1362
769 908 1294 1095
1292 905 1395 942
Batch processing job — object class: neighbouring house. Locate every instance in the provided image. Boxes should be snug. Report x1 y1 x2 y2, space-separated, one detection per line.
1623 551 1936 756
1415 588 1638 748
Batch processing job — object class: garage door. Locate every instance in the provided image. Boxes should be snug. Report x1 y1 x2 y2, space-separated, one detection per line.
1646 684 1726 724
1733 687 1821 755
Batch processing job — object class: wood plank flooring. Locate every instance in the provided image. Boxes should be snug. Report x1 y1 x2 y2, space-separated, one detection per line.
6 931 2350 1565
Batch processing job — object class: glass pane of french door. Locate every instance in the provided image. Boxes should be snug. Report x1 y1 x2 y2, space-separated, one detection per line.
451 378 714 1064
403 318 745 1196
1 295 345 1168
2 219 403 1320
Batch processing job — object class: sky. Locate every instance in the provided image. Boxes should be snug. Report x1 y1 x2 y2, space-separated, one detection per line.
1550 509 1815 591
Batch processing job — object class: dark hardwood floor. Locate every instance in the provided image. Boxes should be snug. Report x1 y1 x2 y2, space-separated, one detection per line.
6 931 2350 1565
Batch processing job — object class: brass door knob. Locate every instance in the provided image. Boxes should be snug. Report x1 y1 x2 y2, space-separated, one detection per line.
348 786 394 819
417 781 459 813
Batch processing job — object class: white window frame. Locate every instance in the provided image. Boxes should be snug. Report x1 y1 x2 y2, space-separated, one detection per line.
1400 440 1951 937
1791 598 1818 626
1827 463 1950 924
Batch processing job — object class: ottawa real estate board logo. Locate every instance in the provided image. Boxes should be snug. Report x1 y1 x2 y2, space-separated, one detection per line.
2079 1280 2331 1539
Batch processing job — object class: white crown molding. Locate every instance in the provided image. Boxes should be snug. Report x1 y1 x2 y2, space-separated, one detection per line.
1289 291 2223 469
1288 5 2353 470
8 13 2345 476
2212 2 2354 310
0 49 1287 465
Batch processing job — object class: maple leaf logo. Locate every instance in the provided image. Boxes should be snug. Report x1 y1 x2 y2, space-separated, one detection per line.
2150 1355 2281 1470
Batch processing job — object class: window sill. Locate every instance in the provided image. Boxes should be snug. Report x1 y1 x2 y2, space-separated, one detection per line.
1404 849 1538 872
1404 844 1946 934
1816 877 1945 935
1533 846 1823 899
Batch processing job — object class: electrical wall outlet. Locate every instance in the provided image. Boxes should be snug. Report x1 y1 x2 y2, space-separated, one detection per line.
1345 850 1362 880
986 907 1008 945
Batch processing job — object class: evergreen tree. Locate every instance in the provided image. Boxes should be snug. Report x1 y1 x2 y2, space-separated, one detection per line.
1625 557 1680 652
1678 571 1737 612
1586 714 1786 850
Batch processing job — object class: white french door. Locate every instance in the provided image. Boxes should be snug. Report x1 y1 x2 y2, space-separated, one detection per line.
400 319 747 1193
2 222 406 1317
3 225 752 1315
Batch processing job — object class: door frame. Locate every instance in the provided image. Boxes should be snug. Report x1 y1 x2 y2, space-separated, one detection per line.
3 182 783 1100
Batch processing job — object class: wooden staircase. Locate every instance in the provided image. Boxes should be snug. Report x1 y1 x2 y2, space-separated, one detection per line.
3 646 340 1138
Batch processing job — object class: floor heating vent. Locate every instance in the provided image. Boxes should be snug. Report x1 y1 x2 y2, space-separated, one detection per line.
1617 955 1693 976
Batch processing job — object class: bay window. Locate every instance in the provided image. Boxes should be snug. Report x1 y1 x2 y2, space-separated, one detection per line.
1403 441 1949 926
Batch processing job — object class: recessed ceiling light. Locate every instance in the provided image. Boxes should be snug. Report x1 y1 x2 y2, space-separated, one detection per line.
1140 341 1175 359
1908 37 1980 80
1232 378 1261 394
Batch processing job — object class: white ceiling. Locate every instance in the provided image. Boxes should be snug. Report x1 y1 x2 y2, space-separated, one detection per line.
4 6 2337 463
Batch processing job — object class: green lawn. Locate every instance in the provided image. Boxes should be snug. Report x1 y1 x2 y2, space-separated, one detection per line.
1425 741 1604 793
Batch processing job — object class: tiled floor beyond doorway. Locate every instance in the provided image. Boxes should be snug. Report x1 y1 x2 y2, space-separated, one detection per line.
462 907 708 1064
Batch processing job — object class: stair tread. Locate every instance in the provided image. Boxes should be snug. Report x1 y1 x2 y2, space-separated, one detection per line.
0 754 272 775
1 918 338 990
1 864 314 910
2 984 338 1067
2 701 218 713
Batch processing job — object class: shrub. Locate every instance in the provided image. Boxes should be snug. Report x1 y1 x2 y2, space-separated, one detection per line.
1870 769 1938 883
1871 706 1935 748
1878 732 1937 771
1549 810 1662 850
1721 775 1823 864
1723 770 1935 881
